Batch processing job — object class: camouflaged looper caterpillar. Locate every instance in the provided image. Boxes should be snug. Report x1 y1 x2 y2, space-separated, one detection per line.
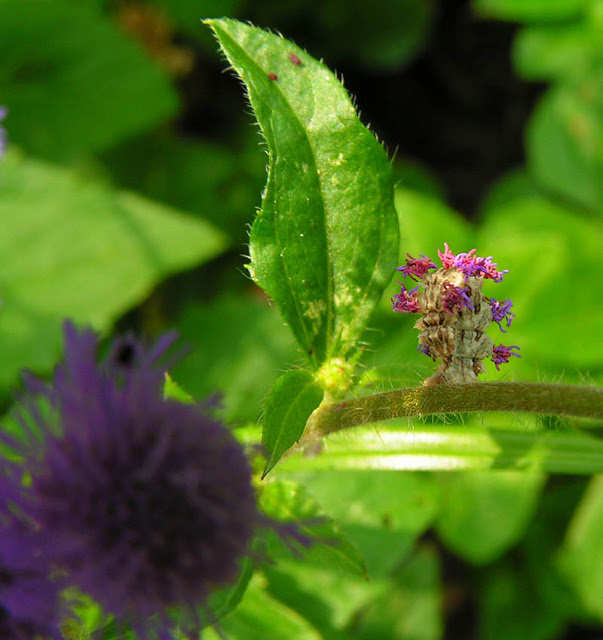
416 268 493 386
392 245 520 386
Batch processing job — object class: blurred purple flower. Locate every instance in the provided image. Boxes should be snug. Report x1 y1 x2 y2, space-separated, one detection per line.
0 521 62 640
6 321 269 639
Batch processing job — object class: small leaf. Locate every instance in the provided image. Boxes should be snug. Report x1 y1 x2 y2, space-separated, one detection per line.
206 19 399 368
262 370 324 478
163 374 194 404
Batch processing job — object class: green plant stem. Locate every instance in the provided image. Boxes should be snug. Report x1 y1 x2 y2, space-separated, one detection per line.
301 382 603 445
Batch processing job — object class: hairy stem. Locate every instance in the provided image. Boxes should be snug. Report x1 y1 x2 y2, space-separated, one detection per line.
301 382 603 445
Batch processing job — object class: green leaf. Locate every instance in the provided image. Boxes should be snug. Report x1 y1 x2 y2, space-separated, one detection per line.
0 0 177 160
527 81 603 212
262 371 324 478
202 574 323 639
473 0 586 22
0 150 227 392
206 19 399 368
277 425 603 474
259 480 368 579
281 471 439 578
557 475 603 620
435 471 545 565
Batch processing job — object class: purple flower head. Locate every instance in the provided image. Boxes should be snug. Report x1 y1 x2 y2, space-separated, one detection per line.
486 297 515 332
8 321 268 639
396 254 436 281
392 284 420 314
441 283 474 316
492 344 521 370
0 521 62 640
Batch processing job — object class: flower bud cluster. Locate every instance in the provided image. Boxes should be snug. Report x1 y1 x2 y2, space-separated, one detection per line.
392 244 520 385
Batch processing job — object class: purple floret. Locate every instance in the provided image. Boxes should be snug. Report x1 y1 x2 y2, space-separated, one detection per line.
486 297 515 332
441 283 474 315
8 321 266 639
392 284 420 313
396 254 436 281
492 344 521 370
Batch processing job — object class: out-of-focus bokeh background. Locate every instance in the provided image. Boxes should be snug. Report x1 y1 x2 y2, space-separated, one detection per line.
1 0 602 638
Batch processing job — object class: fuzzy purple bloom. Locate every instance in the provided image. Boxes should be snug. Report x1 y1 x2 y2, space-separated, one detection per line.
8 321 267 639
0 521 62 640
492 344 521 370
392 284 421 314
396 254 436 281
441 283 474 315
486 297 515 332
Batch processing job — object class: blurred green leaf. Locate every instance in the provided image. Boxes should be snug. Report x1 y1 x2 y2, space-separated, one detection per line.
480 478 589 640
479 168 543 214
100 132 265 241
477 195 603 371
280 470 439 577
0 0 177 160
278 425 603 474
207 556 254 623
259 480 368 579
262 370 324 477
435 471 545 565
207 19 399 368
473 0 586 22
318 0 435 70
0 149 227 391
172 295 299 425
527 80 603 212
348 545 442 640
201 574 322 639
557 475 603 620
261 560 385 640
513 22 598 81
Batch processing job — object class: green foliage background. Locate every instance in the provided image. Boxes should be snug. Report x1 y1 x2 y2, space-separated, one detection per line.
1 0 602 638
